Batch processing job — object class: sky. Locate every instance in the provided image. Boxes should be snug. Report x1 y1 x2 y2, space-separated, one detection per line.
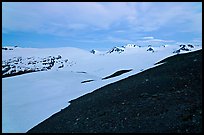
2 2 202 50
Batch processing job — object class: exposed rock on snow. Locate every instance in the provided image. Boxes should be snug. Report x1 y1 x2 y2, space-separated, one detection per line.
107 47 125 54
173 44 194 54
147 47 154 52
90 50 96 54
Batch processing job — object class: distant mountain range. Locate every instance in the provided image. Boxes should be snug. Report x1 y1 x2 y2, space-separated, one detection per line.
2 44 201 78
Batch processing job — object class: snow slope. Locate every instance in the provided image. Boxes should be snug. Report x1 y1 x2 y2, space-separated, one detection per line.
2 44 202 133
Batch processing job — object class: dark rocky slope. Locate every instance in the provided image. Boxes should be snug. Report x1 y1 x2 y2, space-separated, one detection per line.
28 50 202 133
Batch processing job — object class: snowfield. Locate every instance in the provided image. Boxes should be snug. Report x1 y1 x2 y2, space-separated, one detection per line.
2 44 202 133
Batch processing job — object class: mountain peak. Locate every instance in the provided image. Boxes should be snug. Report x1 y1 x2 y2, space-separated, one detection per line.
122 44 141 48
106 46 125 54
173 44 195 54
147 47 154 52
90 49 96 54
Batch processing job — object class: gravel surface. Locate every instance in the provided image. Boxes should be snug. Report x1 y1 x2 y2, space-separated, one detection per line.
28 50 202 133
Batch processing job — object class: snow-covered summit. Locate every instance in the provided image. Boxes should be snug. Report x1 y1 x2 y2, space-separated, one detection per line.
105 44 141 54
173 44 196 54
122 44 141 48
106 46 125 54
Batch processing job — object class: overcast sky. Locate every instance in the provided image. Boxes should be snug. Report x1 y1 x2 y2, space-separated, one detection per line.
2 2 202 50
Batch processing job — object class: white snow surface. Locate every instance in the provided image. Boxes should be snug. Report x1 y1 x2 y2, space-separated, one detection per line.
2 45 202 133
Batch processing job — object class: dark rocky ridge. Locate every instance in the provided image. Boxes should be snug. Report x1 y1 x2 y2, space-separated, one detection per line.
27 50 202 133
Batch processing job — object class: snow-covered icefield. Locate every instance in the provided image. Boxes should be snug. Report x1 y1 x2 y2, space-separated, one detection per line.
2 44 202 133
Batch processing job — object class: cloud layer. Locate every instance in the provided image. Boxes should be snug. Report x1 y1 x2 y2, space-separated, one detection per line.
2 2 202 48
3 2 201 33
